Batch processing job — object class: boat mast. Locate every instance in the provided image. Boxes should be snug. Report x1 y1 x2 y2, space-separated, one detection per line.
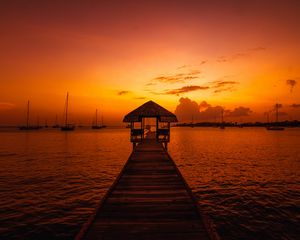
276 103 279 123
65 92 69 126
95 109 98 126
26 100 30 128
221 108 224 123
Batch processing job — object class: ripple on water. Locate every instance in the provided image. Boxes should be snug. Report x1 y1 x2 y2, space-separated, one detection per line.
0 128 299 239
0 129 131 239
169 128 300 240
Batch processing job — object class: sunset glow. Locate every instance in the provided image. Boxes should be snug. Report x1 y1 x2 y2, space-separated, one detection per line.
1 0 300 125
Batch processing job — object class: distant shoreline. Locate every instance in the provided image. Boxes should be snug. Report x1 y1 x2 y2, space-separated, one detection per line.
175 120 300 128
1 120 300 129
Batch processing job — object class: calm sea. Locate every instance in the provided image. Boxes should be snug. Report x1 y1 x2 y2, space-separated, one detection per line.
0 127 299 239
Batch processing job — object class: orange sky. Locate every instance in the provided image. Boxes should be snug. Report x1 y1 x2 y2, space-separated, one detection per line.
1 0 300 125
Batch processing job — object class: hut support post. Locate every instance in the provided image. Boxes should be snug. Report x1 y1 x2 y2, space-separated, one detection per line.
168 122 170 140
164 142 168 150
156 118 159 141
141 118 144 140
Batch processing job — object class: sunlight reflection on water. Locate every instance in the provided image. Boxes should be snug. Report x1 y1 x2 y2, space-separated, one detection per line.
169 127 300 240
0 127 299 239
0 128 131 239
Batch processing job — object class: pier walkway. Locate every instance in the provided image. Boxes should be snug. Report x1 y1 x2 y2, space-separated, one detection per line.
76 139 218 240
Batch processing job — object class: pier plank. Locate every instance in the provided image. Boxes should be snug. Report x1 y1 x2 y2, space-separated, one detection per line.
77 140 216 240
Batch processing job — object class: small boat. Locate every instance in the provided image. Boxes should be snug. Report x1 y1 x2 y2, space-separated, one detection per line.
19 125 40 130
92 109 106 129
61 92 75 131
52 115 60 128
190 116 194 128
92 109 103 129
266 126 285 131
61 124 75 131
220 108 225 129
91 126 102 129
19 100 40 130
266 103 284 131
101 116 107 129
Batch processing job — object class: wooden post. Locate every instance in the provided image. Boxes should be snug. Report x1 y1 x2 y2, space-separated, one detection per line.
164 142 168 150
130 122 134 148
168 122 170 142
141 118 144 140
156 118 158 142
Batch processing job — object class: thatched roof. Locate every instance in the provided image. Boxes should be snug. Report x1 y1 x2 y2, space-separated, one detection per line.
123 100 178 122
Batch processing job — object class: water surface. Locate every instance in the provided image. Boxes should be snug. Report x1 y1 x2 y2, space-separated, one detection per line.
169 127 300 239
0 127 299 239
0 128 131 239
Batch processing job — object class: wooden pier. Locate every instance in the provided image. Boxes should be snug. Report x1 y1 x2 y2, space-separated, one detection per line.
76 139 218 240
76 101 219 239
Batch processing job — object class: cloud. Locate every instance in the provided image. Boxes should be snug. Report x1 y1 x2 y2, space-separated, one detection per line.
177 61 206 70
290 103 300 108
118 90 130 95
0 102 15 111
217 47 266 63
286 79 297 93
174 98 200 121
177 65 189 70
210 80 238 93
133 97 146 100
232 53 249 59
199 101 211 111
165 85 209 95
226 107 252 117
147 91 161 95
217 56 227 63
248 47 266 51
153 70 201 83
174 97 252 122
217 53 247 62
190 70 201 75
214 87 235 93
199 105 224 121
213 80 238 87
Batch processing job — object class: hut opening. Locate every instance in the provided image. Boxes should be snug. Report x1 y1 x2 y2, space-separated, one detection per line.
123 100 178 149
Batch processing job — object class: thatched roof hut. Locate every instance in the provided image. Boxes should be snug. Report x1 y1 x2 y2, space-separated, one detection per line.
123 100 178 122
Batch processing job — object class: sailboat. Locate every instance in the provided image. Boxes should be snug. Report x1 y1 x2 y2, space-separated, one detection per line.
52 115 60 128
92 109 103 129
190 115 194 128
266 103 284 131
61 92 75 131
101 115 106 128
19 100 40 130
220 108 225 129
